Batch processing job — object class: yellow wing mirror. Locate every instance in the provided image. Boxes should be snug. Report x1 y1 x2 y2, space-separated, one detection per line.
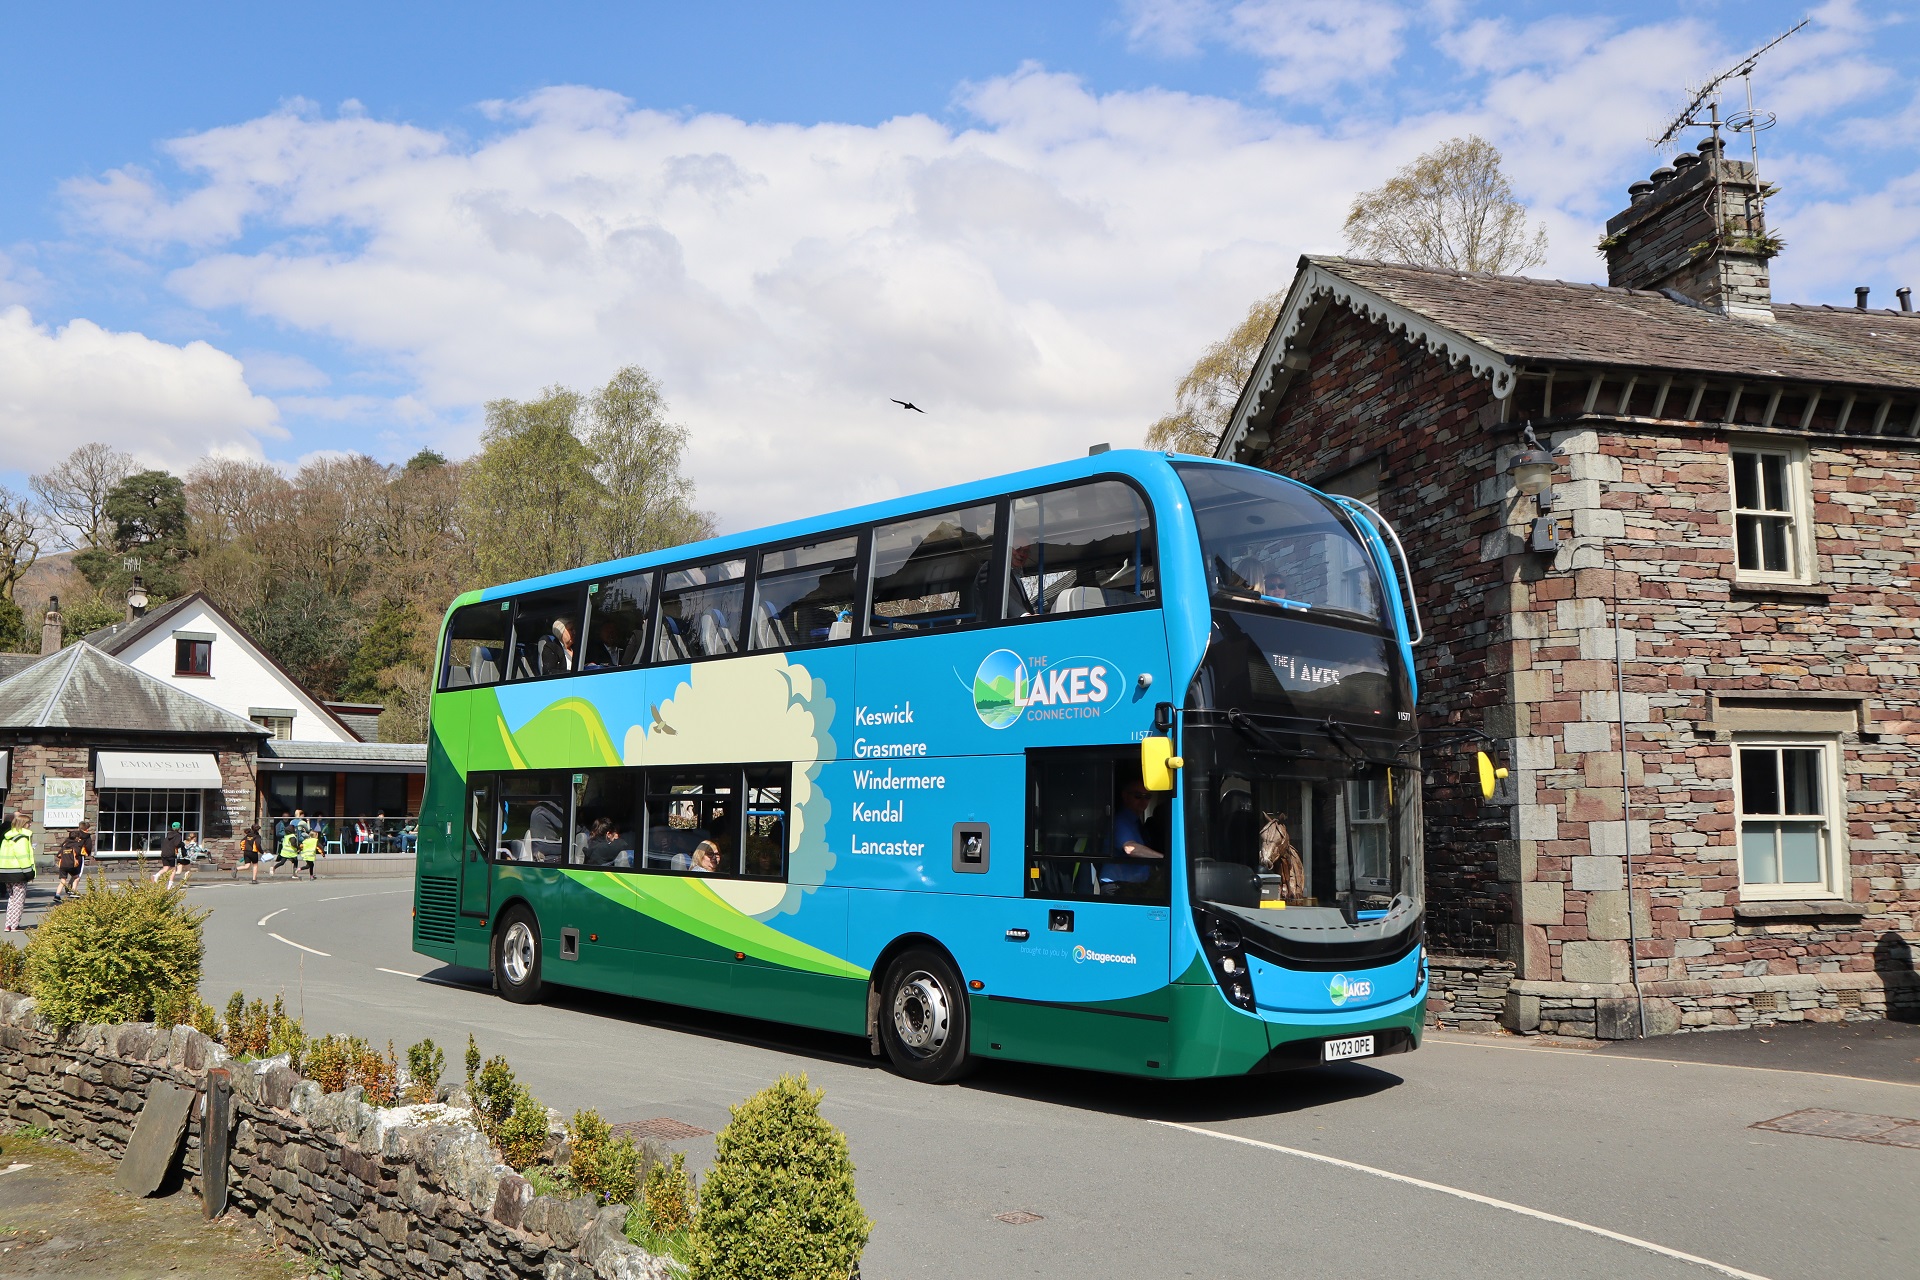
1141 736 1184 792
1476 751 1509 800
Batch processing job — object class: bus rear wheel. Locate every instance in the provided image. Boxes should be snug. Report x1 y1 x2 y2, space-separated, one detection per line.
879 948 974 1084
493 906 545 1005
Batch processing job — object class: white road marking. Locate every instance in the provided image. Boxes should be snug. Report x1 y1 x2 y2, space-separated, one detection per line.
1428 1035 1920 1090
0 1163 31 1175
268 933 330 958
257 908 287 928
319 890 409 903
376 967 425 979
1151 1121 1776 1280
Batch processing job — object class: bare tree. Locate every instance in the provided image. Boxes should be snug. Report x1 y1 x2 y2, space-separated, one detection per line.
1343 135 1547 275
1144 293 1285 457
0 488 43 600
29 443 138 550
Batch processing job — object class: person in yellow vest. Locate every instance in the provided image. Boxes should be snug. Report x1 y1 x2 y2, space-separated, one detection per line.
297 829 321 880
0 812 35 932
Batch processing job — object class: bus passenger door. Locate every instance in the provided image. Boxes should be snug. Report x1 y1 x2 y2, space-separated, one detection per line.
460 777 493 920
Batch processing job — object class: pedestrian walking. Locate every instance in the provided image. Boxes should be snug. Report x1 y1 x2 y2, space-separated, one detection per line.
53 828 85 902
277 827 298 874
297 829 320 880
240 823 265 883
154 822 184 888
0 813 35 932
71 820 95 894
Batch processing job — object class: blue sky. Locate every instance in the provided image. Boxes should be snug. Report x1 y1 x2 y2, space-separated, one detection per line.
3 1 1915 533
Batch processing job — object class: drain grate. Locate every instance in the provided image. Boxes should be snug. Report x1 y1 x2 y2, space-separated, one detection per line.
609 1118 714 1142
1753 1108 1920 1149
994 1210 1044 1225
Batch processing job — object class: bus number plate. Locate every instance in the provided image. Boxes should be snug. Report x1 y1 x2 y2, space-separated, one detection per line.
1323 1034 1374 1062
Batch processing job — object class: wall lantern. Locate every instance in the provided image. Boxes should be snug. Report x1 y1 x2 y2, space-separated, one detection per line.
1507 423 1560 553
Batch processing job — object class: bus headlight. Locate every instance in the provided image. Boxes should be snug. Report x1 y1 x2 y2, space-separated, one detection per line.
1194 908 1256 1013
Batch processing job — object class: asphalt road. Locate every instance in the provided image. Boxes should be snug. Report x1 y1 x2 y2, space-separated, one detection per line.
170 876 1918 1280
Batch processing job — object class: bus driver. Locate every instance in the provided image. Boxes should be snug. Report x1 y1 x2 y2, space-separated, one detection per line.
1099 776 1165 898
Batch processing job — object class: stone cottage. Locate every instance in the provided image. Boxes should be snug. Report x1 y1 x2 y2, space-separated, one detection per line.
1213 135 1919 1037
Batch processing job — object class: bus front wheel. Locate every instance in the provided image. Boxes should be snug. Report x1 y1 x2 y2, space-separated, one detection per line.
493 906 546 1004
879 948 974 1084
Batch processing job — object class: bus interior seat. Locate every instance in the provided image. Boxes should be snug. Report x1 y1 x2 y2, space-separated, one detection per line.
469 646 501 685
443 664 472 688
619 628 647 666
827 613 852 640
533 634 568 676
754 603 792 650
657 618 689 661
669 851 693 870
701 610 737 655
1052 586 1117 613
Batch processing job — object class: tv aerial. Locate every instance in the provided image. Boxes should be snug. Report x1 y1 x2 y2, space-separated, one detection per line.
1652 16 1808 168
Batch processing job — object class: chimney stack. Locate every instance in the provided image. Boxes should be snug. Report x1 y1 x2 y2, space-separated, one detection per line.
1855 287 1871 310
1899 287 1913 312
1602 135 1775 321
40 596 62 657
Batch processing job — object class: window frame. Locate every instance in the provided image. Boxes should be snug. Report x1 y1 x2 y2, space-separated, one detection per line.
1728 438 1815 586
1731 736 1846 902
748 526 870 652
174 637 213 677
864 497 1008 641
438 599 513 692
650 554 755 665
581 569 657 673
504 585 591 684
1002 475 1160 624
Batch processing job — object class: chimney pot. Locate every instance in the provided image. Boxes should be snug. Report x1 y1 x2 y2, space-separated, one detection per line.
1696 135 1725 158
1672 152 1701 173
1627 179 1654 203
39 600 62 657
1898 287 1913 312
1855 286 1871 310
1650 165 1676 187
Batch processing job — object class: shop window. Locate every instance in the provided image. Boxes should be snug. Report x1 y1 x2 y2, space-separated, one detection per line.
96 788 203 855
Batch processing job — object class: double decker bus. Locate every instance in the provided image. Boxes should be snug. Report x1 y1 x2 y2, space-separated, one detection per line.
412 450 1434 1081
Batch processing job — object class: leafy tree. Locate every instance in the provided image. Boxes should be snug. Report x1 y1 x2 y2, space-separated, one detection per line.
460 386 603 584
60 593 126 644
74 469 190 602
0 486 44 602
587 366 716 557
240 580 358 696
1343 134 1547 275
340 597 419 703
404 448 449 470
0 596 26 652
29 442 137 550
1144 292 1284 456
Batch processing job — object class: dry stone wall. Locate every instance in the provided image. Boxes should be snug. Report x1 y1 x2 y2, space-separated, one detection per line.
0 991 674 1279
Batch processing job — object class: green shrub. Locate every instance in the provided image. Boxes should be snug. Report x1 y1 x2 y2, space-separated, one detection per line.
689 1074 870 1280
151 987 219 1038
471 1054 519 1141
266 995 306 1071
465 1033 481 1087
406 1038 445 1104
24 878 208 1029
223 991 246 1047
304 1034 398 1103
569 1108 645 1204
306 1035 355 1093
0 938 32 995
496 1085 549 1170
646 1151 695 1234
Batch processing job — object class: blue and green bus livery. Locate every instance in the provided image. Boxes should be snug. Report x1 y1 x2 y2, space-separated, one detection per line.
413 449 1429 1081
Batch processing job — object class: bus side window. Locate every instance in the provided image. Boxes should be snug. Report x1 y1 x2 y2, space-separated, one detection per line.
497 773 569 864
584 572 653 670
441 601 511 690
752 537 860 651
572 769 642 870
1007 481 1157 618
644 768 741 873
869 503 998 633
657 559 747 661
509 586 588 680
743 765 790 879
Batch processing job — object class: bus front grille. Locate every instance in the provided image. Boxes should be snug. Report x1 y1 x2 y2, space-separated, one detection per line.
415 876 458 946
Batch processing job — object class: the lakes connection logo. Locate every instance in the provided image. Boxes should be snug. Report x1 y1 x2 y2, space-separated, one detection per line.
1326 973 1373 1007
972 648 1124 729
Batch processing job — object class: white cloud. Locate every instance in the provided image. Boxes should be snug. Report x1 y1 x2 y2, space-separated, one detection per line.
0 306 279 473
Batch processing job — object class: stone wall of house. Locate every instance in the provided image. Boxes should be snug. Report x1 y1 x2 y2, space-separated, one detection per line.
0 991 671 1280
0 734 259 861
1247 303 1515 959
1501 425 1920 1035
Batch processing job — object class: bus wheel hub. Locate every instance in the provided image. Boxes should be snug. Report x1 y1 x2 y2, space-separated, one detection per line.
892 971 950 1053
502 921 536 984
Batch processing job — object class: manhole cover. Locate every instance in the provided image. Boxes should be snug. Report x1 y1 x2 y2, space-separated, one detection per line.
994 1210 1044 1225
609 1118 713 1142
1753 1108 1920 1149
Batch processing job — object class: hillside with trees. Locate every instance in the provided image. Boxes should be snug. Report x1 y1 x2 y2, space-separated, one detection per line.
1 366 712 742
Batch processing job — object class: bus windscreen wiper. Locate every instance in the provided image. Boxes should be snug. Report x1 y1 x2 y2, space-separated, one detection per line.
1225 709 1411 773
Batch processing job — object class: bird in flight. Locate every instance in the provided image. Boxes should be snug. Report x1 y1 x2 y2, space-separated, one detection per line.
649 703 677 736
891 399 926 413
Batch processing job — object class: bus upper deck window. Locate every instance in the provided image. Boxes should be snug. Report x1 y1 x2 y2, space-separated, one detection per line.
440 601 511 690
508 587 588 681
1007 481 1156 619
869 504 998 633
752 536 860 651
657 559 747 662
585 571 654 669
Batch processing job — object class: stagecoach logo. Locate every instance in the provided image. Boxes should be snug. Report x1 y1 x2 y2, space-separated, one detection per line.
1326 973 1373 1007
972 648 1126 729
1072 944 1139 966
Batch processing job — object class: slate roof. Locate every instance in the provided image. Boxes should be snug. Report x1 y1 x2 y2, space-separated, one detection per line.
261 740 426 766
0 654 42 683
1312 256 1920 391
0 644 268 736
81 593 198 654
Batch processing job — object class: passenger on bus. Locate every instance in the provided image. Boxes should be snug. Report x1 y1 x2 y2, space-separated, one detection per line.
586 618 626 668
551 618 578 668
1099 776 1164 898
691 840 721 874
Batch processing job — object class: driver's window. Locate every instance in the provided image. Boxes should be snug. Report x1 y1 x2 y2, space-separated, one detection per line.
466 779 493 859
1025 748 1169 904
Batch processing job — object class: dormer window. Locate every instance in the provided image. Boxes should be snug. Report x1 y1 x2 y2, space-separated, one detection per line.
175 636 213 676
